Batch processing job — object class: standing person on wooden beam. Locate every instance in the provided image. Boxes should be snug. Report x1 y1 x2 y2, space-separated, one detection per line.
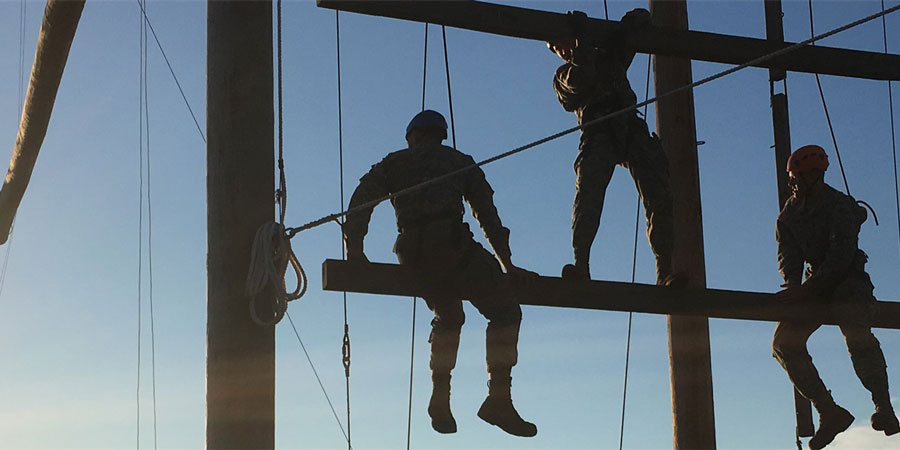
773 144 899 450
548 8 682 286
342 110 538 437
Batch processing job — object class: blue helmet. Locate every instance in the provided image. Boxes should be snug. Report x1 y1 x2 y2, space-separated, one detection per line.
406 110 448 140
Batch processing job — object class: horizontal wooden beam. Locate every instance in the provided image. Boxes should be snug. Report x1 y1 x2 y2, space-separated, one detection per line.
322 260 900 329
317 0 900 80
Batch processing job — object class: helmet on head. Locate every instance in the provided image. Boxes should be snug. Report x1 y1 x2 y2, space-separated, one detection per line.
406 110 448 140
787 144 829 175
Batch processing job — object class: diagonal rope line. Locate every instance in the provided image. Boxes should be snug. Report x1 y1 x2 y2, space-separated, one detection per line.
294 5 900 233
808 0 851 195
287 4 900 237
286 312 352 447
133 0 205 144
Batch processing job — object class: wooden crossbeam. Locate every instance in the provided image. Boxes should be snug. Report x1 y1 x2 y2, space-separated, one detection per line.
322 260 900 329
317 0 900 81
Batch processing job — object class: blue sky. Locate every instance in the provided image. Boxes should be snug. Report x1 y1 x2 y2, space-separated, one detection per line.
1 0 900 449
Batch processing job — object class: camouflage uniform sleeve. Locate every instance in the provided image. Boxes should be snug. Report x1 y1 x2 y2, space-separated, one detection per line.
803 199 865 296
553 45 598 112
776 216 804 284
461 155 512 260
617 8 650 68
343 158 390 252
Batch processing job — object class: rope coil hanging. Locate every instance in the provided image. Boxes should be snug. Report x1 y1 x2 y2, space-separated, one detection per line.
245 221 306 326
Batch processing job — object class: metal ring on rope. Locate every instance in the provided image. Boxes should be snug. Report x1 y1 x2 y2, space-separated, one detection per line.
246 221 307 326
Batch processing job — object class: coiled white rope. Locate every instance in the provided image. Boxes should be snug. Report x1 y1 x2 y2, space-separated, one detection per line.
245 221 306 326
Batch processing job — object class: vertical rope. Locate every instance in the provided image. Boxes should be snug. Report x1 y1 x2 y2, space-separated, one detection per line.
142 3 158 444
136 3 145 446
335 11 352 450
618 50 652 450
277 0 287 225
441 26 456 149
883 0 900 265
1 0 27 301
807 0 851 195
405 23 430 450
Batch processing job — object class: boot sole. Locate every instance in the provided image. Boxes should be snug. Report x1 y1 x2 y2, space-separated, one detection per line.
431 420 457 434
477 406 537 437
810 410 854 450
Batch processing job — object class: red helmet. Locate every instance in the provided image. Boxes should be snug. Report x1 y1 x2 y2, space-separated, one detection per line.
787 145 829 175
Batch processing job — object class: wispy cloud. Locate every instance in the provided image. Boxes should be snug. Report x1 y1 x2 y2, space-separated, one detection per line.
830 425 900 450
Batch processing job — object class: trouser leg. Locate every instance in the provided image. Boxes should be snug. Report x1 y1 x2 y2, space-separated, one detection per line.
837 303 899 434
571 141 617 275
624 122 675 283
772 321 828 402
425 297 464 375
424 297 464 434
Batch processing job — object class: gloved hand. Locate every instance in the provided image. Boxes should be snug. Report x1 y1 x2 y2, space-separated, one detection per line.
566 10 590 41
621 8 651 29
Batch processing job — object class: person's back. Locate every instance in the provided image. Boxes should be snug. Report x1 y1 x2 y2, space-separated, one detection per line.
777 183 869 296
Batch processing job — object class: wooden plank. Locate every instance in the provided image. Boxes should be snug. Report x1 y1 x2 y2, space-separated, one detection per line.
206 1 275 448
316 0 900 80
322 259 900 329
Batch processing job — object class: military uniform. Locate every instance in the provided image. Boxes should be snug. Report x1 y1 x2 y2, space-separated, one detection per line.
343 142 522 377
553 9 675 281
773 184 890 412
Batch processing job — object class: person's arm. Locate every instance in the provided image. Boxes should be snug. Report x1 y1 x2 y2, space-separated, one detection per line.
553 46 598 112
617 8 651 68
342 158 390 262
802 198 866 296
774 215 808 301
460 155 535 276
776 217 804 286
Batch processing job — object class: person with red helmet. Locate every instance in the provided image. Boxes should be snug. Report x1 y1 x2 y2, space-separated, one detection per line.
773 144 898 449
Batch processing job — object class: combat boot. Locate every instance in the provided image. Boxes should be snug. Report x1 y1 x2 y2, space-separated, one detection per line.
428 373 456 434
476 376 537 437
809 393 854 450
871 391 899 436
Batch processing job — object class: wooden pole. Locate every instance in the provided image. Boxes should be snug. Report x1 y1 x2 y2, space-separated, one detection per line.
0 0 85 245
764 0 815 439
650 0 717 448
206 1 275 448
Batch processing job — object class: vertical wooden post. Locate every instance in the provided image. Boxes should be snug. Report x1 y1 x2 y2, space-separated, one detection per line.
206 1 275 448
764 0 815 438
650 0 717 448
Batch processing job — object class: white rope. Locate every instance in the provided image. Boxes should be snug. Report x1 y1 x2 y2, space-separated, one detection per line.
246 221 307 326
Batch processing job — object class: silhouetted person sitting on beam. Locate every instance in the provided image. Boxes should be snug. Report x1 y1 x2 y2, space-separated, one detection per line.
342 110 537 437
773 144 899 450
